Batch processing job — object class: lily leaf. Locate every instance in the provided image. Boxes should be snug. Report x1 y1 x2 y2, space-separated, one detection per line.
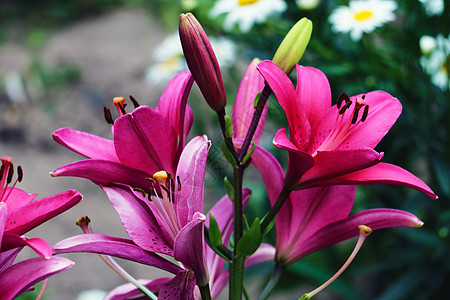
236 218 262 257
208 214 223 247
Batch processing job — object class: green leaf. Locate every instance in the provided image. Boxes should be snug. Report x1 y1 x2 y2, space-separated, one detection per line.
224 177 235 201
208 214 223 247
261 215 275 236
253 91 262 109
221 140 238 168
236 218 262 257
242 140 256 165
224 115 233 138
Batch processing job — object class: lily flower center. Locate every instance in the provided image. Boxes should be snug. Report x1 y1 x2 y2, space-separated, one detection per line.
149 171 182 243
0 156 23 203
315 93 369 154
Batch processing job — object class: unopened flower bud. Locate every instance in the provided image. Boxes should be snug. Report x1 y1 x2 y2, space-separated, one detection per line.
272 18 312 75
179 13 227 111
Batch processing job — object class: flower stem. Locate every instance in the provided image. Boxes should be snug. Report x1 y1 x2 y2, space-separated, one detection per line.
199 283 213 300
260 186 292 233
217 108 238 162
238 84 271 162
258 261 285 300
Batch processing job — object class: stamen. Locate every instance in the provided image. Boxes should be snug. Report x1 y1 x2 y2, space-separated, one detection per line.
129 95 140 108
361 105 369 122
76 216 92 234
113 97 127 116
301 225 372 299
103 107 114 125
336 92 349 108
338 101 352 115
17 166 23 182
351 109 359 124
153 171 168 185
133 187 146 197
7 164 14 184
0 165 4 181
160 185 171 196
177 175 182 191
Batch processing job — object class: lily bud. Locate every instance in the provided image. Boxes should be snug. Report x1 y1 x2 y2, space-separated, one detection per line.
272 17 312 75
179 13 227 111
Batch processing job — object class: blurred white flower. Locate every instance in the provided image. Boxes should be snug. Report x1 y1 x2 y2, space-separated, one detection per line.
296 0 320 10
420 35 450 91
210 0 287 33
76 289 107 300
329 0 397 41
418 0 444 16
146 34 236 84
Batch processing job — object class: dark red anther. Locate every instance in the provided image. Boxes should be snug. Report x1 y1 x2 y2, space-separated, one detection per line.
361 95 366 100
0 165 4 181
7 164 14 184
133 187 147 197
361 105 369 122
103 107 114 125
17 166 23 182
129 95 140 109
177 176 182 191
338 101 352 115
118 102 127 115
351 109 359 124
336 92 346 108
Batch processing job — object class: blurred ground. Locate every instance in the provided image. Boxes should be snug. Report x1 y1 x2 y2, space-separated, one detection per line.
0 8 177 299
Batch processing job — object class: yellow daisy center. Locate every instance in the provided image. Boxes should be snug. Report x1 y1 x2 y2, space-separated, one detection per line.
354 10 373 21
239 0 260 6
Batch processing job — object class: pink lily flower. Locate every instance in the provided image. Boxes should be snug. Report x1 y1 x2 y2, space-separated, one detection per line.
257 60 437 199
0 156 81 299
251 146 425 266
51 71 194 191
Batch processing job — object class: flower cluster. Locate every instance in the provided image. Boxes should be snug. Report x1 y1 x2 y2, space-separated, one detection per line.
1 9 438 300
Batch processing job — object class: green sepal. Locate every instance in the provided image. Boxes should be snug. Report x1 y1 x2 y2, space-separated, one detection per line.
224 177 235 201
253 91 262 109
236 218 262 257
221 139 238 168
242 141 256 165
208 214 223 247
298 294 311 300
224 115 233 138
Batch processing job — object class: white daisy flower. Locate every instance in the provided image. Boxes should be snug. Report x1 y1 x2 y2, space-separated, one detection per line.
418 0 444 16
296 0 320 11
420 35 450 91
329 0 397 41
210 0 287 33
146 34 236 84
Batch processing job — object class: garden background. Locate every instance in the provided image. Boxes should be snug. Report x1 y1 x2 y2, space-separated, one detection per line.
0 0 448 299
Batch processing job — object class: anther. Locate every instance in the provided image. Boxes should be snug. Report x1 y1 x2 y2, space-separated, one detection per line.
338 101 352 115
133 187 146 197
177 176 182 191
336 92 347 108
129 95 140 108
103 107 114 125
76 216 91 227
118 102 127 115
0 165 4 181
7 164 14 184
351 109 359 124
160 185 170 196
361 105 369 122
17 166 23 182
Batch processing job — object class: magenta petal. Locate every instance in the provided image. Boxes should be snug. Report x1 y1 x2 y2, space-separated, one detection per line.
258 60 311 149
0 202 6 243
53 234 181 274
174 212 208 286
5 189 82 236
287 208 423 264
105 278 172 300
18 237 53 259
321 162 438 199
156 71 195 149
298 149 384 188
232 58 267 143
2 188 37 212
51 160 153 191
0 256 74 299
295 65 331 127
175 135 210 226
114 106 178 175
102 185 173 255
52 128 119 162
159 270 196 300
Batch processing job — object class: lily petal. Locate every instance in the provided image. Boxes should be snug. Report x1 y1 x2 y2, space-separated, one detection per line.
174 212 208 286
176 135 210 226
318 162 438 199
1 188 37 212
297 149 384 189
0 256 74 300
51 160 153 191
114 106 178 175
232 58 267 143
105 278 171 300
52 128 119 162
258 60 311 149
1 235 53 259
5 189 82 236
102 184 173 255
295 65 331 126
159 270 196 300
0 202 6 244
53 234 181 274
286 208 423 265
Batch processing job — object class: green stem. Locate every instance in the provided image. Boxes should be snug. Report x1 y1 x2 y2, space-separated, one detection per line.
199 283 213 300
230 165 245 299
258 261 285 300
217 108 238 162
260 186 292 233
238 84 272 162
